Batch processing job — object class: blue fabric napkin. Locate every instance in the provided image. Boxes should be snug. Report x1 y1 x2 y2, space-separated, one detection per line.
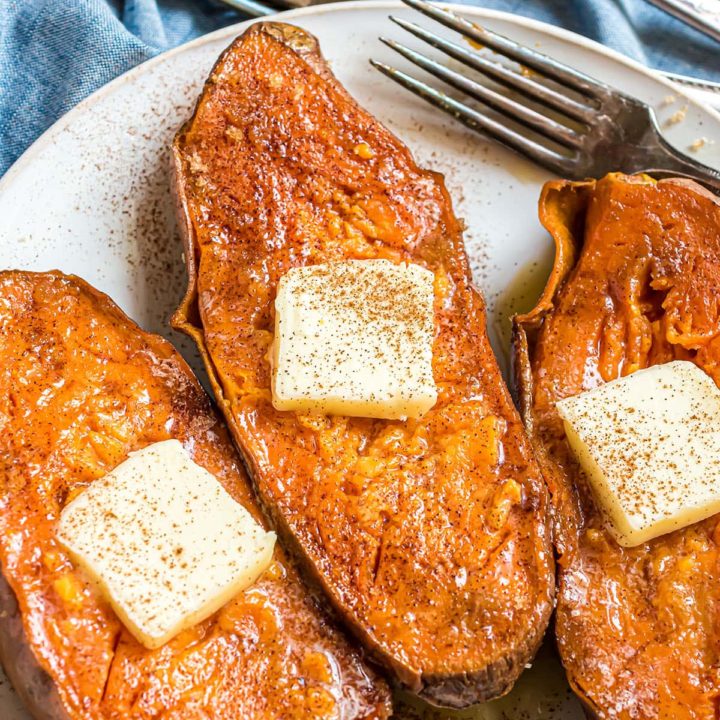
1 0 718 177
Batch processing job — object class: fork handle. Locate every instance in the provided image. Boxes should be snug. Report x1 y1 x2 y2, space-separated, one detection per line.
645 0 720 45
643 134 720 194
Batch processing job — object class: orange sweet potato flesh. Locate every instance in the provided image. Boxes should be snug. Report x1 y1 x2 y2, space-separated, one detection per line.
0 270 391 720
513 173 720 719
172 22 554 707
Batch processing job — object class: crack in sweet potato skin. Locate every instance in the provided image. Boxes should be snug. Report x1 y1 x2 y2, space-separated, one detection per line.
172 23 554 702
0 271 390 720
519 175 720 720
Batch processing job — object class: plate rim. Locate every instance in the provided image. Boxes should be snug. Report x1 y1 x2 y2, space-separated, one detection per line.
1 0 719 197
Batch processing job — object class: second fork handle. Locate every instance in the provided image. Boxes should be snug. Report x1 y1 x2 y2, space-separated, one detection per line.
645 0 720 45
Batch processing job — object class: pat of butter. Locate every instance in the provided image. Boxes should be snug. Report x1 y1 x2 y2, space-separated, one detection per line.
57 439 275 649
557 361 720 547
271 259 437 420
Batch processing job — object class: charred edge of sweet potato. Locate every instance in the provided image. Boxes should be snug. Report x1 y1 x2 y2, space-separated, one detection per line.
418 654 529 709
0 570 71 720
416 564 553 706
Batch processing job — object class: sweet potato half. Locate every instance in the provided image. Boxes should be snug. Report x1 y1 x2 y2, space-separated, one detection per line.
0 270 391 720
513 173 720 718
172 21 554 707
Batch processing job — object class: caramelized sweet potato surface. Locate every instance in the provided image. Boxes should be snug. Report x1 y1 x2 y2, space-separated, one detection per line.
514 174 720 719
173 22 554 706
0 270 390 720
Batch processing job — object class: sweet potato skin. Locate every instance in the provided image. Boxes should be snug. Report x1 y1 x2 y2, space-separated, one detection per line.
0 270 391 720
513 174 720 719
0 573 70 720
172 21 554 707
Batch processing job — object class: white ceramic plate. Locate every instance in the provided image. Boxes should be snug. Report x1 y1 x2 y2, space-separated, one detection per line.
1 3 718 718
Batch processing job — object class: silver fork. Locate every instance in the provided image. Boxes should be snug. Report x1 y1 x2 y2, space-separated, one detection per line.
371 0 720 192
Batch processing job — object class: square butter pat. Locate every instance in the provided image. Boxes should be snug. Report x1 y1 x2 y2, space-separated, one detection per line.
557 360 720 547
57 439 276 649
272 259 437 419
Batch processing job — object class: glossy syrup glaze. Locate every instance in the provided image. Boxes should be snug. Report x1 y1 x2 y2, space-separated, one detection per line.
0 271 390 720
517 174 720 719
173 22 553 705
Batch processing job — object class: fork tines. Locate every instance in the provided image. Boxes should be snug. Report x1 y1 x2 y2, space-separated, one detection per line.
371 0 615 175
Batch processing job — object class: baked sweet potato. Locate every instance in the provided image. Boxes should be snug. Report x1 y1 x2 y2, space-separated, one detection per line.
513 173 720 718
0 270 391 720
172 21 554 707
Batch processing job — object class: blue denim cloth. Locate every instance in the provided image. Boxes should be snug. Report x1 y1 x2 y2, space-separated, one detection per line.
1 0 718 176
